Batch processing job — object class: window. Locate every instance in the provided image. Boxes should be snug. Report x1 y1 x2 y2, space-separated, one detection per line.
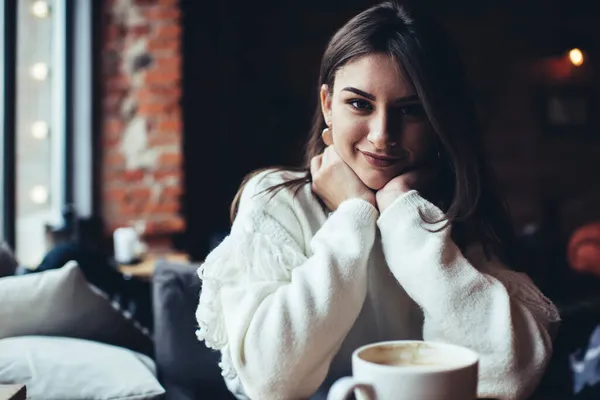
3 0 94 263
14 0 68 266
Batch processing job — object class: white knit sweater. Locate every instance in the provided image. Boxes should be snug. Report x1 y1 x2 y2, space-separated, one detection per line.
196 170 560 400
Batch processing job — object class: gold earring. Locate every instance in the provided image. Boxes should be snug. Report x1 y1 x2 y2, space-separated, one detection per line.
322 126 333 146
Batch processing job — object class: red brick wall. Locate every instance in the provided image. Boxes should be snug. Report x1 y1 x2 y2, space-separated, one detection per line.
101 0 184 247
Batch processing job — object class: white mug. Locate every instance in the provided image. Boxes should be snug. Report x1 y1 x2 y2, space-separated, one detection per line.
113 227 146 264
327 340 479 400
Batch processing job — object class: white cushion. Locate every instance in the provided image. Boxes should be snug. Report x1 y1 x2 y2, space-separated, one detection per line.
0 262 150 352
0 336 164 399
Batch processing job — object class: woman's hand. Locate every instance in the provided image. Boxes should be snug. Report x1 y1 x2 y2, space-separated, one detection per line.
376 167 437 212
310 146 376 211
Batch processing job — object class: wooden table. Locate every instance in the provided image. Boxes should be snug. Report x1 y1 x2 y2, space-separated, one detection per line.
0 385 26 400
118 252 190 280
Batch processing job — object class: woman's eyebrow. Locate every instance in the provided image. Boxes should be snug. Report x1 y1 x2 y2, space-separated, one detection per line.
392 94 420 105
341 87 376 101
341 87 419 104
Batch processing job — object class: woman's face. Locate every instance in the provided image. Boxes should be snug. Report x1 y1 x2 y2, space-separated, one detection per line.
321 53 437 190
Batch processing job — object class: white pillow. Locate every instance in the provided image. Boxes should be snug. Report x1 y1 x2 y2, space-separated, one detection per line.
0 262 151 353
0 336 164 400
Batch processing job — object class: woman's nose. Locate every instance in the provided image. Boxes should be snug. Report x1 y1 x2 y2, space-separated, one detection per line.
367 115 396 149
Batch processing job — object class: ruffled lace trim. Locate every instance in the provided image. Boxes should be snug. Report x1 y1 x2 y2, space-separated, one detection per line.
218 344 238 380
488 268 561 323
195 209 307 350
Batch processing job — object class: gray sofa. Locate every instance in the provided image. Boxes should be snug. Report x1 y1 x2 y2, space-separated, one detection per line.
153 259 235 399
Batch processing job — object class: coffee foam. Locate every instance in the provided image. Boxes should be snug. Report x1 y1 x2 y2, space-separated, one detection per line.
358 342 462 368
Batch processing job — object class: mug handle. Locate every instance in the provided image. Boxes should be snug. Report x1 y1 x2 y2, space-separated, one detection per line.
327 376 376 400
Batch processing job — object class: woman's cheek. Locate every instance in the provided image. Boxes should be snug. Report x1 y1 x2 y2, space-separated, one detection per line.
402 124 436 161
333 118 367 145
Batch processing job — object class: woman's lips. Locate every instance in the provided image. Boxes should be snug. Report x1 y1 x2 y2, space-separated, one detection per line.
360 151 403 168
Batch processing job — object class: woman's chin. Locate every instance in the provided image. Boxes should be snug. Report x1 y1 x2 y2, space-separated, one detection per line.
358 173 393 191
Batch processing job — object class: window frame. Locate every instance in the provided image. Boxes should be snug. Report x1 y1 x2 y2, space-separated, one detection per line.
1 0 18 248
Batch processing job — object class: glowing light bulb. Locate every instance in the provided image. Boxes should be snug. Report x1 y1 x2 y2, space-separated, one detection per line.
31 1 50 18
31 121 49 139
30 186 49 204
30 63 49 80
569 48 584 67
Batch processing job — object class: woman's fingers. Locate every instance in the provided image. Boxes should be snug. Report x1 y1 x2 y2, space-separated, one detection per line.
321 145 331 166
311 154 322 171
310 145 376 210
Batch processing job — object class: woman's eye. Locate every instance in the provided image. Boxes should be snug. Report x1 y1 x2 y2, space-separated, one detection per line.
348 99 373 111
398 104 425 118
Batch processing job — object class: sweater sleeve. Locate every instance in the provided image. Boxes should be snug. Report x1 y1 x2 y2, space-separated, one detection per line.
377 190 560 400
195 171 379 399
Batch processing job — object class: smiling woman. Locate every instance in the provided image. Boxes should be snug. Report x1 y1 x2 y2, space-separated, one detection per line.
319 53 437 191
195 2 560 399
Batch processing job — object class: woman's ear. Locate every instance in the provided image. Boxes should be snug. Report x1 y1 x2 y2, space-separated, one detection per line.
320 84 332 124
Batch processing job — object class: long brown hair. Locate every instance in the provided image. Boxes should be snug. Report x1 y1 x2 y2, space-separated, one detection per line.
231 1 515 262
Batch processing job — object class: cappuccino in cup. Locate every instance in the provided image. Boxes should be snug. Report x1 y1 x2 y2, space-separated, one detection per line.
327 340 479 400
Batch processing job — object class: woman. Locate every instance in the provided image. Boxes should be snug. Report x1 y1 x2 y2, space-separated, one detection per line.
195 2 560 399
